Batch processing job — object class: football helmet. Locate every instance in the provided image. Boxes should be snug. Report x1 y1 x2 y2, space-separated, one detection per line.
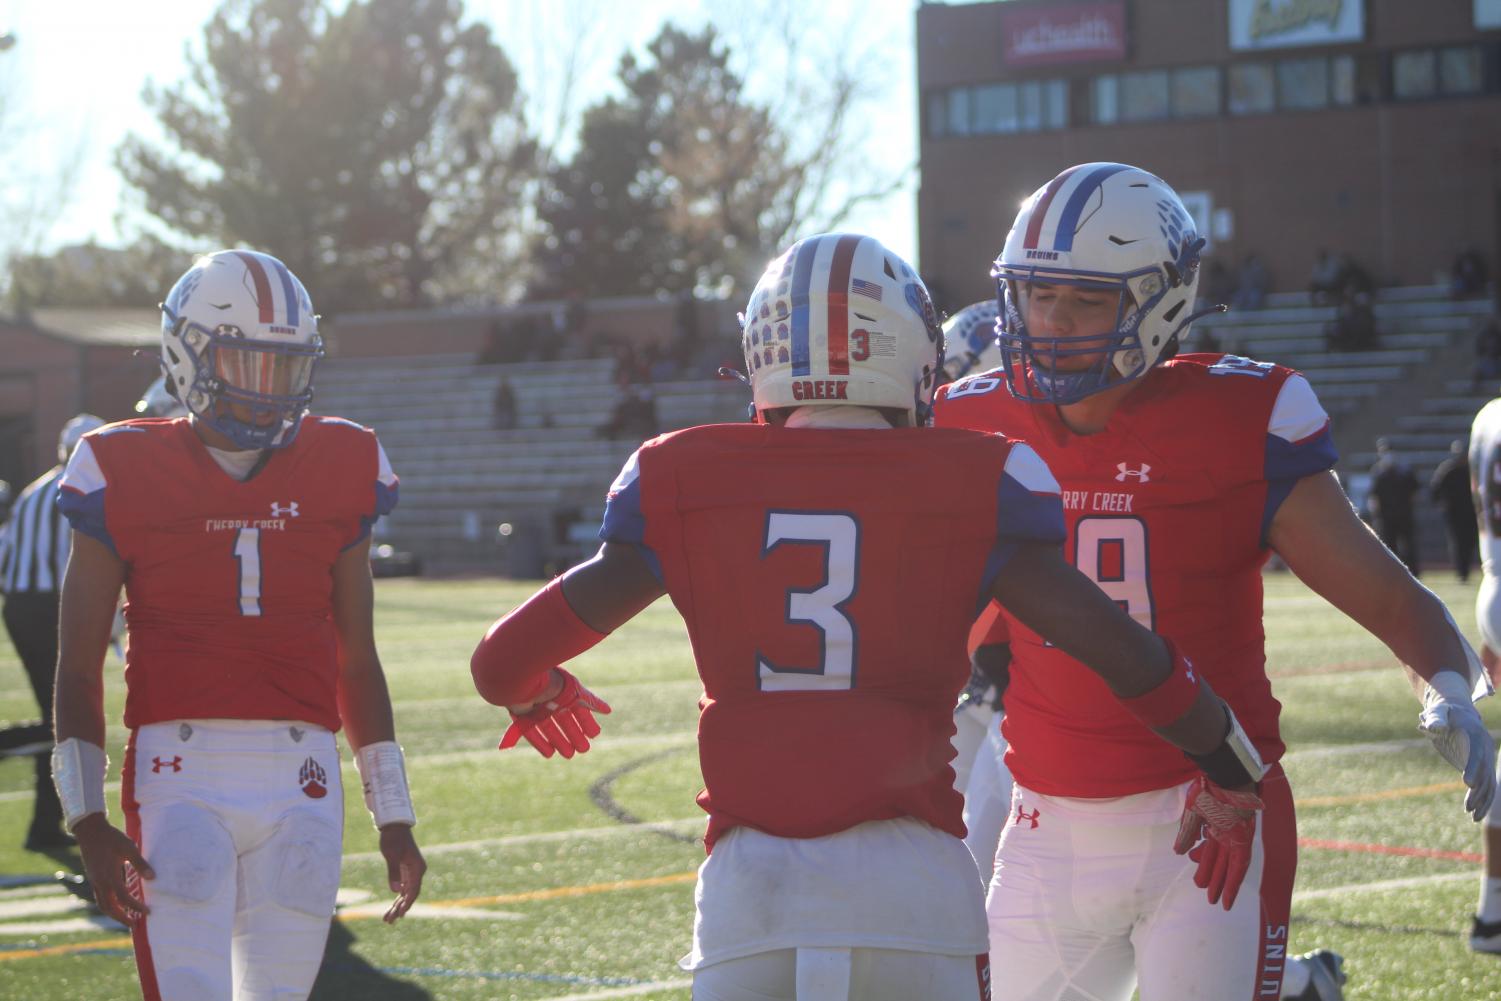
740 233 943 425
993 163 1219 405
160 250 323 450
940 300 1001 384
58 414 105 463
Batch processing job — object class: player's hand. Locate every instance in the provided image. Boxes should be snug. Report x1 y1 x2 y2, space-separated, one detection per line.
378 824 426 924
73 813 153 926
1172 776 1264 911
499 668 611 759
1419 700 1497 821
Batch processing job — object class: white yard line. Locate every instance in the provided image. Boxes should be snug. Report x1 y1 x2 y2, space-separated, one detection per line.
1293 871 1473 902
344 818 703 864
546 979 694 1000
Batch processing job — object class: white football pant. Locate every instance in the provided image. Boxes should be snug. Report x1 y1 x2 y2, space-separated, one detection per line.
987 768 1297 1001
124 720 344 1001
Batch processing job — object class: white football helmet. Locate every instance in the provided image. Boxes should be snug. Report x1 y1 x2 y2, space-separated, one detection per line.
940 300 1001 384
740 233 943 424
993 163 1219 405
160 250 323 449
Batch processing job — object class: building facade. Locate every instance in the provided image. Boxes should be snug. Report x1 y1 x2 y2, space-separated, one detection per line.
917 0 1501 309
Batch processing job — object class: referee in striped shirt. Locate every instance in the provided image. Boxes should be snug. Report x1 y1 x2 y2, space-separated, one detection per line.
1 413 103 851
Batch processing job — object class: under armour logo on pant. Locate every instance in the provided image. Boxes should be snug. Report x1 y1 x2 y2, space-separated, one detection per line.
1014 805 1040 829
152 756 183 773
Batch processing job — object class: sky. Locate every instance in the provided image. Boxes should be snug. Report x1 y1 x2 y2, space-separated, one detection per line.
0 0 920 268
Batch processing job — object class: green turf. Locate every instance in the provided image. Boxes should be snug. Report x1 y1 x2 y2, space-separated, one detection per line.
3 572 1501 999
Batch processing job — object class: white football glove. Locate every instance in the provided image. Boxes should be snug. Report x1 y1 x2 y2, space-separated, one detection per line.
1419 698 1497 822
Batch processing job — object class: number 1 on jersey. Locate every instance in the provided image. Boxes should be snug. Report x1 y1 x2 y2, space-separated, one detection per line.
233 528 262 616
758 511 859 692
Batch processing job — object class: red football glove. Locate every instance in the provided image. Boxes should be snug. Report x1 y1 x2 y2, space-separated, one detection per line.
1172 775 1264 911
498 669 611 759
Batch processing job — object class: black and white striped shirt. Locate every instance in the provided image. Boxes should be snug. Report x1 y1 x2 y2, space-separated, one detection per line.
0 466 69 595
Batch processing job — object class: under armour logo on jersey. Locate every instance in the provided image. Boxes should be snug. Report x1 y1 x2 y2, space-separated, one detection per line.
151 756 183 774
299 756 328 799
270 501 300 518
1015 805 1040 830
1115 462 1152 483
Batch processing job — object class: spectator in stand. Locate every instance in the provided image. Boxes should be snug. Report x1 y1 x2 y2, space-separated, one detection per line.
1204 259 1235 307
1369 437 1422 576
1339 253 1375 300
1325 291 1378 351
1431 440 1479 583
1231 253 1268 311
1308 249 1344 305
1453 248 1489 300
492 376 518 431
1473 315 1501 393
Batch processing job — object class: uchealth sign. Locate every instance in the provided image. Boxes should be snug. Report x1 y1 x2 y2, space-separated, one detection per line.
1228 0 1365 51
1000 1 1127 68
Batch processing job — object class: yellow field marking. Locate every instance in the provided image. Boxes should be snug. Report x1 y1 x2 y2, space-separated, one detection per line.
0 873 700 961
1298 780 1463 807
0 935 132 962
413 871 697 911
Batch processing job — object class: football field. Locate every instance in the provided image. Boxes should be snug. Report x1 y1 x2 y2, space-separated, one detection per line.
3 572 1501 1000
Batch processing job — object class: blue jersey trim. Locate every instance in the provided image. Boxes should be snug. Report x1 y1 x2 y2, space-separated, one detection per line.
56 487 117 557
598 475 663 582
1260 427 1339 545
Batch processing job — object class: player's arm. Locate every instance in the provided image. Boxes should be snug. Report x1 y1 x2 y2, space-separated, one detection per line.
332 537 424 923
1269 469 1497 820
470 541 665 757
54 532 154 924
991 541 1257 766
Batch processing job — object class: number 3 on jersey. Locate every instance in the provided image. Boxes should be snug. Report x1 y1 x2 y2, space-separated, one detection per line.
758 511 859 692
1074 516 1154 629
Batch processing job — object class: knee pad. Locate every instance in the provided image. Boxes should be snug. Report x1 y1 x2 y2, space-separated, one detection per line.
146 805 236 905
266 810 342 918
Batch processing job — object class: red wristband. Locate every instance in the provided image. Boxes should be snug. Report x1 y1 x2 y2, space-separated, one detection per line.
471 577 609 706
1119 640 1201 728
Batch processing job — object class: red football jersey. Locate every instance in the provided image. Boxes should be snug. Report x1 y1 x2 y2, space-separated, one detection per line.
599 422 1066 850
58 416 398 731
933 354 1337 797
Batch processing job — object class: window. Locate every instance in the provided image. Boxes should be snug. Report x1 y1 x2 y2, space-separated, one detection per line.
1043 80 1068 129
1171 66 1220 118
1093 74 1119 124
1331 55 1356 105
946 88 972 135
1228 62 1275 115
1120 70 1170 122
973 84 1018 134
1393 50 1437 99
1277 57 1330 110
1439 46 1483 95
927 93 947 138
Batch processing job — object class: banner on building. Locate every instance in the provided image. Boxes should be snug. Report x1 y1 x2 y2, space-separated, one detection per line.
1228 0 1365 51
1000 1 1128 67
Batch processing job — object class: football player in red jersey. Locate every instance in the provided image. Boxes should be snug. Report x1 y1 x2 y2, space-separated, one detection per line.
473 233 1274 1001
933 162 1494 1001
51 250 425 1001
